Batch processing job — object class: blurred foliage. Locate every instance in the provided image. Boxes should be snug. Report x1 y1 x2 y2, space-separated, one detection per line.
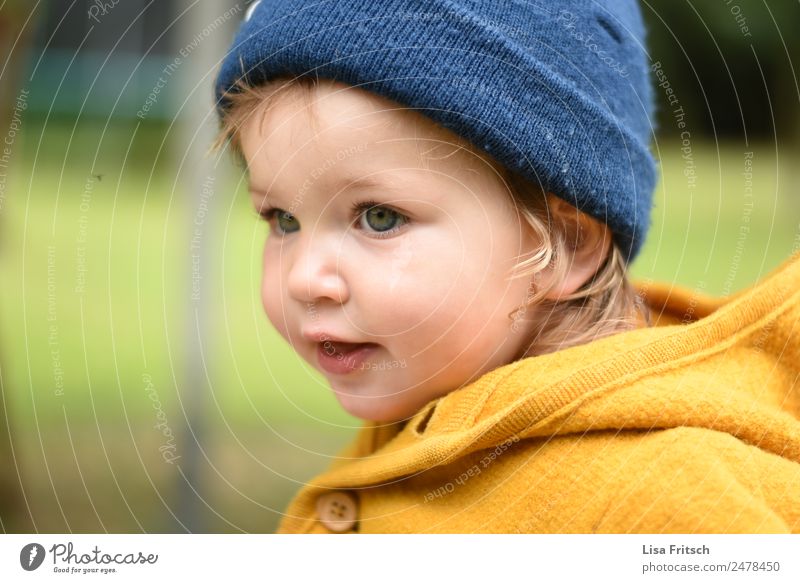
644 0 800 142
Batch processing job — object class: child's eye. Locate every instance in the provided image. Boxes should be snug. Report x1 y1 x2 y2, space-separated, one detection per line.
259 207 299 235
351 200 409 238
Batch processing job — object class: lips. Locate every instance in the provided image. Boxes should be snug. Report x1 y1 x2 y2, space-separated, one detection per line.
315 341 380 375
322 341 377 355
302 330 363 345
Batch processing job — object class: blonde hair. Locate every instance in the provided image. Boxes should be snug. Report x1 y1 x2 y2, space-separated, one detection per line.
213 75 648 359
499 168 649 359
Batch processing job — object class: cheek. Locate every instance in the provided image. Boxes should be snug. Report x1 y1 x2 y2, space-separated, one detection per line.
355 229 490 341
261 245 289 339
406 228 528 335
363 232 467 324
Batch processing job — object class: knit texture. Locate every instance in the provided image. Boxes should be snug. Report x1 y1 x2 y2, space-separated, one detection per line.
215 0 657 260
276 252 800 533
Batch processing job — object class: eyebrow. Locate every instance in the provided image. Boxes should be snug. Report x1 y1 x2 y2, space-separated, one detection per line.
249 174 410 204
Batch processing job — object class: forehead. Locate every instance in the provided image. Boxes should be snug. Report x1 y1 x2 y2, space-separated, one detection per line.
240 79 494 188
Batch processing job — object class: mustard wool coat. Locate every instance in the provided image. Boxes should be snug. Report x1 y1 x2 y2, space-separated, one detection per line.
277 253 800 533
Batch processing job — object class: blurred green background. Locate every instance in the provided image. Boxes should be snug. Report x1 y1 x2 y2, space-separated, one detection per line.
0 1 798 533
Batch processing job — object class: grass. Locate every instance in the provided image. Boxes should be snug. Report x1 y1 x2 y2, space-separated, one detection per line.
1 119 798 532
631 141 799 293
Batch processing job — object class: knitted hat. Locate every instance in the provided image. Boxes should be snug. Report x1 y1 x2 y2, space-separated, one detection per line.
214 0 657 260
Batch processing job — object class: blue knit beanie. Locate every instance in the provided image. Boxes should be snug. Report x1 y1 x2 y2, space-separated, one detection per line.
215 0 657 260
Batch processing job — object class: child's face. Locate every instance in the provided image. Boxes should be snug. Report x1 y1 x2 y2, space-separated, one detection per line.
242 80 543 423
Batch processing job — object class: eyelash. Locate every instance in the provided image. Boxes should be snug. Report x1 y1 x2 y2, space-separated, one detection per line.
257 199 409 238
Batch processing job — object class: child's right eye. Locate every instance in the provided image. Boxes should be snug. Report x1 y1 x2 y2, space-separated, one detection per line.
258 207 300 235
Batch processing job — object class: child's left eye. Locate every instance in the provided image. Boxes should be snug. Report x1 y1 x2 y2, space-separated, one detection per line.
351 200 409 238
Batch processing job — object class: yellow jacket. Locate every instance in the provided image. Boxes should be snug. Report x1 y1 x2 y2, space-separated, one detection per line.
277 253 800 533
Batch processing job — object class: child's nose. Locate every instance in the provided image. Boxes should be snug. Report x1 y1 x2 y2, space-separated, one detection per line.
285 234 350 305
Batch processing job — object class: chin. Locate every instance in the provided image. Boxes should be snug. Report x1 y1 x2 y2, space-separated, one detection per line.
334 392 410 424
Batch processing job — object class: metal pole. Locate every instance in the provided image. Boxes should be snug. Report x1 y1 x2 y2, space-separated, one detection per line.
173 0 241 533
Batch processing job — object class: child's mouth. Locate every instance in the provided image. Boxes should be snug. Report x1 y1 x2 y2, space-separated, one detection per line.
316 341 380 375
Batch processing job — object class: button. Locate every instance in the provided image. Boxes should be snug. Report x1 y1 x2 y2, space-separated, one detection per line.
316 491 358 532
244 0 261 22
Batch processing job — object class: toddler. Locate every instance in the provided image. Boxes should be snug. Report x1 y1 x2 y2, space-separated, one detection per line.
213 0 800 533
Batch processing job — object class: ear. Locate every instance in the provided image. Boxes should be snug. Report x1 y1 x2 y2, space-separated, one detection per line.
536 195 613 301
